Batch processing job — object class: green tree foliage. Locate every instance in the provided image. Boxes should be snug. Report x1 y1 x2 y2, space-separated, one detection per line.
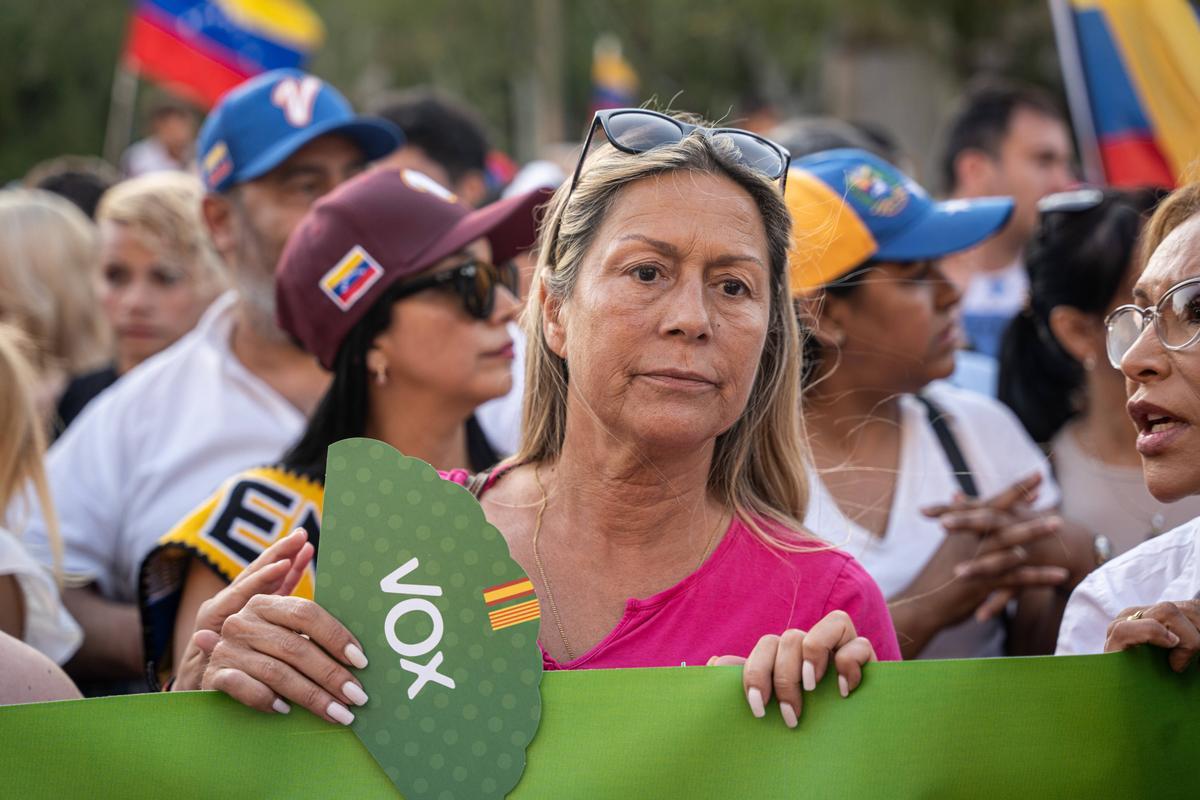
0 2 126 181
0 0 1059 182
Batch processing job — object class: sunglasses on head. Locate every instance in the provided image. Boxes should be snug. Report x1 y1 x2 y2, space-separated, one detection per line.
568 108 792 195
390 258 519 320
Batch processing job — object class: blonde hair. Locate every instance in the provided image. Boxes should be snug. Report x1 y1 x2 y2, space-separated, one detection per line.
1141 179 1200 265
0 190 109 378
0 325 63 579
96 171 227 293
516 129 812 546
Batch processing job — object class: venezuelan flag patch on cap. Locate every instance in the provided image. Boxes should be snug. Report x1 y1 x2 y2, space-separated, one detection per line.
201 140 234 190
319 245 385 311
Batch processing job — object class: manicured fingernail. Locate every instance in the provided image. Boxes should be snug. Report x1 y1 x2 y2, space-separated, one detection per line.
802 660 816 692
343 681 368 707
1167 632 1180 646
271 698 291 714
327 701 355 726
779 702 798 729
344 643 368 669
838 675 850 698
747 687 765 718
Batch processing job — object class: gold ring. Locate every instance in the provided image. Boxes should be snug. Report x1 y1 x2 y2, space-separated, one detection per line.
1126 609 1146 622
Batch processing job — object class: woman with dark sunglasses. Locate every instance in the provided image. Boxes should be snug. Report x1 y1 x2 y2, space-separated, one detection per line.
1057 182 1200 661
137 167 544 682
998 188 1200 557
178 111 900 731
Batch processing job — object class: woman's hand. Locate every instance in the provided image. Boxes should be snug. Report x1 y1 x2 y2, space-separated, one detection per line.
1104 600 1200 673
199 591 370 724
709 611 876 729
920 474 1075 621
172 529 315 692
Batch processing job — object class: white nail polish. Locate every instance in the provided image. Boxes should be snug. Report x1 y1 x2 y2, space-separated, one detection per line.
838 675 850 698
343 681 369 707
328 701 355 726
779 702 798 729
802 660 816 692
271 698 291 715
344 643 368 669
747 687 765 718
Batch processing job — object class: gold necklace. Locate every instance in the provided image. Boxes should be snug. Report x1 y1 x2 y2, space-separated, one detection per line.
532 464 574 662
530 464 725 663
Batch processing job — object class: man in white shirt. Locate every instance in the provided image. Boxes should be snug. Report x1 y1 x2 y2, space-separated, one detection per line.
20 69 402 688
120 99 196 178
938 81 1074 358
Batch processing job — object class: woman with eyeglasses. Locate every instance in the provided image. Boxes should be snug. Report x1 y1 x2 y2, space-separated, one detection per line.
1056 182 1200 662
790 149 1098 660
175 110 901 731
998 188 1200 557
138 167 544 684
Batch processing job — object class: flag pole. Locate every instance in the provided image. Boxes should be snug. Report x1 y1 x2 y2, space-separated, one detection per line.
103 62 140 168
1048 0 1105 185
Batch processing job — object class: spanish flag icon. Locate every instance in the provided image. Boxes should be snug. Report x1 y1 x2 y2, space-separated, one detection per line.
482 578 540 631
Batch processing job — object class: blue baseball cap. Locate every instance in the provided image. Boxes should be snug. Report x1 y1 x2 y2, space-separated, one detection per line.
787 148 1013 292
196 69 403 193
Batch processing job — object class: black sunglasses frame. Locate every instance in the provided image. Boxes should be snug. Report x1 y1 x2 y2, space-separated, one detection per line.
567 108 792 195
390 259 519 320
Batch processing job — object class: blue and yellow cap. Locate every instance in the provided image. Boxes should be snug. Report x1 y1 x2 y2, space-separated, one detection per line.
786 148 1014 294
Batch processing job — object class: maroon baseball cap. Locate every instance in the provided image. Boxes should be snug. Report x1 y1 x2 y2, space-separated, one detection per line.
276 167 547 370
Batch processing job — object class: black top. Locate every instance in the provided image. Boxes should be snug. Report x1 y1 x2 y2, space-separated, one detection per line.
54 364 120 437
465 414 501 474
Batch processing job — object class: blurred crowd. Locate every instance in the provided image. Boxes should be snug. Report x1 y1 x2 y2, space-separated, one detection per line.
2 68 1198 730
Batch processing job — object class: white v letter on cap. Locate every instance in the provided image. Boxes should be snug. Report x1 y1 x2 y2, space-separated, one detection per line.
271 76 322 127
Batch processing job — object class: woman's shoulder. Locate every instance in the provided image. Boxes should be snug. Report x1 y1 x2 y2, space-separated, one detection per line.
1085 517 1200 596
920 381 1026 428
731 515 863 580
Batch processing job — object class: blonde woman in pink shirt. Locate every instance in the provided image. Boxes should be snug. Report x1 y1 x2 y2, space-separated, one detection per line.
186 111 900 730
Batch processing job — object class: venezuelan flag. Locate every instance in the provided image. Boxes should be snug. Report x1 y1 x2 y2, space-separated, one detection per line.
590 34 639 113
123 0 325 107
1053 0 1200 187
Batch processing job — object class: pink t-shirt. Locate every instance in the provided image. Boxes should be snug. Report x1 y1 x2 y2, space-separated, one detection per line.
443 469 901 669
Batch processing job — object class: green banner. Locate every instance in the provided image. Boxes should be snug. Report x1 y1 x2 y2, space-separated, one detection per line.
1 649 1197 798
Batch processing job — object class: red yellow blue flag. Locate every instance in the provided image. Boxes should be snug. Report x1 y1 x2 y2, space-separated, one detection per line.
591 34 639 113
123 0 325 107
1052 0 1200 187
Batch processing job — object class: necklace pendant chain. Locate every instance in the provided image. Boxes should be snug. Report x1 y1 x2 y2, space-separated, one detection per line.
531 464 725 665
533 465 576 662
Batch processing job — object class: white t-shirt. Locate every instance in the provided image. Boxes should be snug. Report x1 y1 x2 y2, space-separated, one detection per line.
120 137 185 178
475 322 526 457
0 524 82 664
19 292 306 602
804 382 1059 659
1056 517 1200 656
961 260 1028 359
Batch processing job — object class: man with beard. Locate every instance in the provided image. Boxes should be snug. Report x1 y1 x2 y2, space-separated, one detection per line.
18 70 402 691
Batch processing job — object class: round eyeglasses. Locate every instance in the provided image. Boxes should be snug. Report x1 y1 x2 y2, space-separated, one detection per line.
1104 276 1200 368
